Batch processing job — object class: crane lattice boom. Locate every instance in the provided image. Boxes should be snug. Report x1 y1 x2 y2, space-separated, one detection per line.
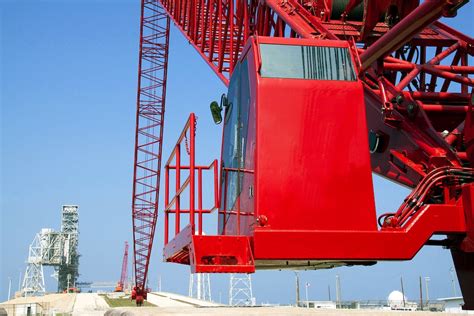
115 241 129 292
131 0 170 305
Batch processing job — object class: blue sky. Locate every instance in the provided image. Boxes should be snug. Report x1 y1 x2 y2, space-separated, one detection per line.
1 0 473 305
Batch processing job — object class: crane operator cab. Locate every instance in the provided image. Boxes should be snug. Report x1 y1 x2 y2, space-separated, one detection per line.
209 36 378 270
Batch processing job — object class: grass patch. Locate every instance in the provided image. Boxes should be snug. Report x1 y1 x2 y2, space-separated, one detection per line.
101 295 155 307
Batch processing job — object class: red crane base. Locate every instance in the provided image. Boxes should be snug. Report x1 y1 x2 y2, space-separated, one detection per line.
164 225 255 273
163 113 474 309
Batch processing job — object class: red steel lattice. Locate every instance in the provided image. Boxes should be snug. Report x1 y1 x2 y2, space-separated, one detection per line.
154 0 473 188
131 0 170 303
115 241 129 292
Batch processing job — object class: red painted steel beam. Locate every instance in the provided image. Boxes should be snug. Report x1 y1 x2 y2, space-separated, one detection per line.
360 0 462 72
131 0 170 302
253 204 467 260
384 63 474 74
434 21 474 54
421 104 469 113
408 92 471 102
264 0 338 40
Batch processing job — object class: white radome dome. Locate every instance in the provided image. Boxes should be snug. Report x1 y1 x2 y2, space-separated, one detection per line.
387 290 407 305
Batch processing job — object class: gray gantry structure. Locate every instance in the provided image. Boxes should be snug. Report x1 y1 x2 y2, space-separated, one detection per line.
57 205 79 292
229 274 255 306
21 205 79 296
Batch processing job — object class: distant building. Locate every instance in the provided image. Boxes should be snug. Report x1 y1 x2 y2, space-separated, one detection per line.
297 301 336 309
387 290 417 311
438 297 474 314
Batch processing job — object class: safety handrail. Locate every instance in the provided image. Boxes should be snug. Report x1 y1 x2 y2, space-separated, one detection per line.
164 113 219 244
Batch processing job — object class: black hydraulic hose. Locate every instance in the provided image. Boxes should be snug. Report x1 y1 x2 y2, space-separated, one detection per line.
380 167 474 228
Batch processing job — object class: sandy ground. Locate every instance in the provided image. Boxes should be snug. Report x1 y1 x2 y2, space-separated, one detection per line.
105 293 469 316
2 293 471 316
72 293 109 315
104 306 469 316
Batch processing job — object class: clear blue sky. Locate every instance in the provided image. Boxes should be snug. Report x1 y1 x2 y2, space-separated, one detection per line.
1 0 473 305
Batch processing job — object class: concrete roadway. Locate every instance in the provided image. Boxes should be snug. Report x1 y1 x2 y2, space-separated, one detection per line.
72 293 109 315
146 292 221 307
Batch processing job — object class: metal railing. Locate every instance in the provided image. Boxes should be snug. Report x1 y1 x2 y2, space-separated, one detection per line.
164 113 219 244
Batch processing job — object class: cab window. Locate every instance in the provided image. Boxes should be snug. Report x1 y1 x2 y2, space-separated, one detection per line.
220 57 251 232
259 44 356 81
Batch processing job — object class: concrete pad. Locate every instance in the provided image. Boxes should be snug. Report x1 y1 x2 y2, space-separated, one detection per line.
105 306 468 316
72 293 109 315
147 292 221 307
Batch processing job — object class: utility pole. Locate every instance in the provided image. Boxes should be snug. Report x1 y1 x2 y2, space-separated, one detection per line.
328 285 331 301
295 272 300 306
400 276 406 307
7 277 12 300
305 282 310 308
419 276 423 310
336 275 341 308
158 275 162 292
424 277 430 302
18 270 22 292
449 267 457 297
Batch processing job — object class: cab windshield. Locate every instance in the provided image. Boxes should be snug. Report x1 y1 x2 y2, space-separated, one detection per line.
259 44 357 81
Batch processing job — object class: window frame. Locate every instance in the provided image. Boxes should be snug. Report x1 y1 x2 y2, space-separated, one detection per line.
258 43 357 81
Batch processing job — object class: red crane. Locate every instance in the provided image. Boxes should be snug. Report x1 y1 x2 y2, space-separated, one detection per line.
131 0 474 308
131 0 170 305
115 242 129 292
